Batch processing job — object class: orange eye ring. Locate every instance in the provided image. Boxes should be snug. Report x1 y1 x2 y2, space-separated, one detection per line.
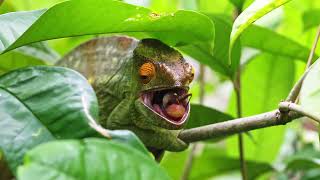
139 62 155 84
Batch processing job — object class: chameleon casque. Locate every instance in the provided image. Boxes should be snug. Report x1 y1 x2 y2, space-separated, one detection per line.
56 36 194 157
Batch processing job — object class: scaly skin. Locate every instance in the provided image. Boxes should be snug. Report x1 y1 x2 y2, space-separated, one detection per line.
56 36 193 152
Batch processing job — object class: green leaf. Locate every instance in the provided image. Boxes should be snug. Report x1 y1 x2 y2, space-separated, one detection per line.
0 87 56 173
0 66 149 173
14 42 60 64
241 25 316 61
150 0 179 13
0 9 46 51
189 145 273 180
285 144 320 171
179 14 240 77
162 145 273 180
229 0 292 65
300 58 320 114
0 52 44 75
186 104 233 129
18 138 170 180
229 0 245 10
0 66 99 138
0 0 215 54
302 9 320 31
0 66 98 173
227 53 296 163
0 42 60 75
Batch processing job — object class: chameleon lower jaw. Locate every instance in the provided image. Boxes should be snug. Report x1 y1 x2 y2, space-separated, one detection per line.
140 87 191 127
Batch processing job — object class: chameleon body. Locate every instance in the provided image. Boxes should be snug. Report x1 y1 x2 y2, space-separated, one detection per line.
56 36 194 152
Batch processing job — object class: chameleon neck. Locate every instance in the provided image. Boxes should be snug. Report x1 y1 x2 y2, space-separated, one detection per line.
93 57 135 126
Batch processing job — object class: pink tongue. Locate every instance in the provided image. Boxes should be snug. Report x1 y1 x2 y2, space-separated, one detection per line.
165 104 186 119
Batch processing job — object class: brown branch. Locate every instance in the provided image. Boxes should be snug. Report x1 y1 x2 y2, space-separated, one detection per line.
179 109 302 143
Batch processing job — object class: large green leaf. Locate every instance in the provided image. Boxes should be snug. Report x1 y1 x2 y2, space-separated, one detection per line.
302 9 320 31
0 66 99 138
186 104 233 129
0 66 148 174
242 25 316 61
0 66 98 173
300 58 320 114
229 0 292 65
18 138 169 180
0 86 56 173
0 0 214 54
227 53 296 163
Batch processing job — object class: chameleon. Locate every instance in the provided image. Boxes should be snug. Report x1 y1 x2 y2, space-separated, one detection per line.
56 36 194 156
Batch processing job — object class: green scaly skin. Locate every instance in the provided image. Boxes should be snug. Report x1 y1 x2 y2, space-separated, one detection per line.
56 36 194 152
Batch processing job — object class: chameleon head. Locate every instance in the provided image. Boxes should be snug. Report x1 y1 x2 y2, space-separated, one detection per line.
133 39 194 130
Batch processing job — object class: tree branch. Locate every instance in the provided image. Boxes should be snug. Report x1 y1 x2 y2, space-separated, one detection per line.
179 109 301 143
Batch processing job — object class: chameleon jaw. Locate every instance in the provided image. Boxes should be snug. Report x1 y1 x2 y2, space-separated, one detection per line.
140 87 191 127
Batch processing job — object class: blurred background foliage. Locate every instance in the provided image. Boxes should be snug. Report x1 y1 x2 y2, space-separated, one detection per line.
1 0 320 179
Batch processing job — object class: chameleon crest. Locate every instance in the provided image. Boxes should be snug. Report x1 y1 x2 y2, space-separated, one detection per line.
57 36 194 153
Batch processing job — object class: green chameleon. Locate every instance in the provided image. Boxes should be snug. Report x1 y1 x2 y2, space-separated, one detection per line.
56 36 194 157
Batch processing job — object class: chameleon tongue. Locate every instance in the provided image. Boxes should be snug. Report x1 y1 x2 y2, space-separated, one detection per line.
165 104 185 119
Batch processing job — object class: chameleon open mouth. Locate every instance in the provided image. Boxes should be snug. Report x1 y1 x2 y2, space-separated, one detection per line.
140 87 191 126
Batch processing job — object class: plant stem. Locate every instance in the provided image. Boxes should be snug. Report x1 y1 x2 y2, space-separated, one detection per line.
305 26 320 69
232 5 247 180
286 25 320 102
181 65 205 180
234 68 248 180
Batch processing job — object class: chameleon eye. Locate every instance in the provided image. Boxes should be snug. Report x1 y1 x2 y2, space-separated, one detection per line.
139 62 155 84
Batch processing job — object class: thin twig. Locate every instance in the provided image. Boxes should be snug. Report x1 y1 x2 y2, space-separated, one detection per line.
305 26 320 69
285 69 310 102
279 102 320 123
286 26 320 102
181 65 205 180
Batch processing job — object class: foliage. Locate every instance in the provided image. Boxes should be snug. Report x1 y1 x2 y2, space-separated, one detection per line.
18 138 169 180
1 0 320 179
